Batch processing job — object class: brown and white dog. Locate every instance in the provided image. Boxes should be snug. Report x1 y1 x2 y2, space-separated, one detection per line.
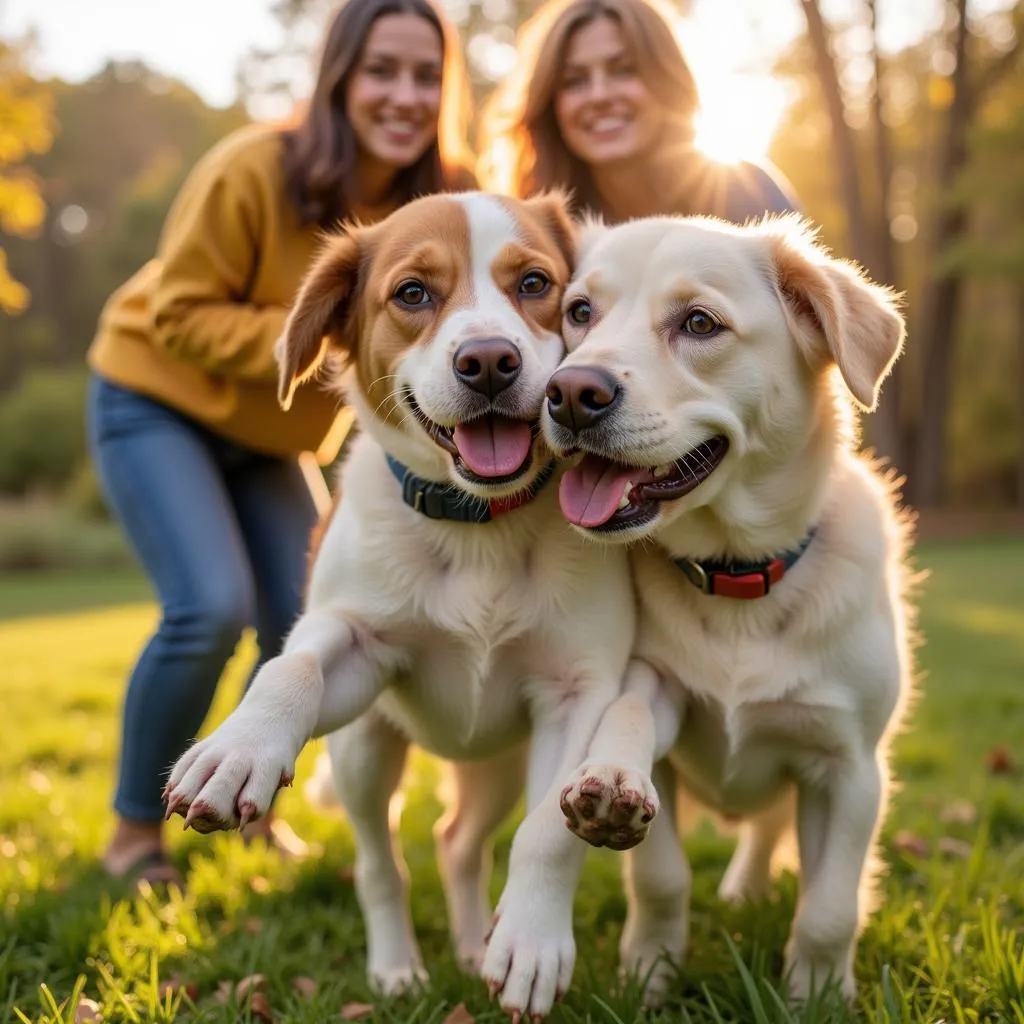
539 213 914 1002
163 192 655 1019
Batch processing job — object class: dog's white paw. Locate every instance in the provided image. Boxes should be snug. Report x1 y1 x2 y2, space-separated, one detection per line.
717 858 772 905
619 915 687 1006
559 763 659 851
163 716 297 832
785 931 856 1004
481 885 575 1020
370 964 429 996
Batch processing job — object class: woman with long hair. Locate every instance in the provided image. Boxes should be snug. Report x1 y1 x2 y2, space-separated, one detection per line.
479 0 796 223
87 0 474 888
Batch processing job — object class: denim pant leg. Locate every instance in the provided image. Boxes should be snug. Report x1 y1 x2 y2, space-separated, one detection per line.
88 376 257 822
224 452 317 686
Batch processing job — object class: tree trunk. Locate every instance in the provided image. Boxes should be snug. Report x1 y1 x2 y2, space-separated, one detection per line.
799 0 872 269
862 0 904 469
912 0 971 509
1017 289 1024 510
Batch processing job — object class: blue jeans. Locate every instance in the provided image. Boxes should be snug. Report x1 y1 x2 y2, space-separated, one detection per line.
87 375 317 822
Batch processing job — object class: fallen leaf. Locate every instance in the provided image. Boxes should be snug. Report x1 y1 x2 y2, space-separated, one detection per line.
214 980 234 1005
442 1003 477 1024
938 836 974 859
74 997 103 1022
236 974 268 999
985 745 1016 774
893 830 929 858
939 800 977 825
340 1003 375 1020
157 977 199 1001
250 875 271 894
243 916 265 935
249 991 275 1022
292 976 318 998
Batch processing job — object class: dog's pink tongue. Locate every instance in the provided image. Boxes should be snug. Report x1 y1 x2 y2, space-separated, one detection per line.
453 417 533 478
559 454 636 528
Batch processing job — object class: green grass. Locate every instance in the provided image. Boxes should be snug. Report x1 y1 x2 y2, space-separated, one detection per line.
1 539 1023 1023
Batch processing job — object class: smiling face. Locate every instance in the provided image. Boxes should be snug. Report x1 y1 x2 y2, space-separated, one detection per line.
553 16 663 168
541 215 905 541
278 192 575 498
346 13 444 172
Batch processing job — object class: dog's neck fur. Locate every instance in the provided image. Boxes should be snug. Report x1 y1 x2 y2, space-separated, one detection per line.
655 382 851 563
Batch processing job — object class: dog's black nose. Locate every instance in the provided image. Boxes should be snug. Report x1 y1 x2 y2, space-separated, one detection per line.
453 337 522 399
545 366 622 433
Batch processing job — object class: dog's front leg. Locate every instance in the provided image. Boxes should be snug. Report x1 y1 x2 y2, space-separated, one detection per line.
164 608 385 832
481 683 618 1020
787 753 884 1002
560 658 680 851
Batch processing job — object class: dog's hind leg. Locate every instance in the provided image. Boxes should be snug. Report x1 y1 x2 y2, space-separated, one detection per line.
327 710 424 995
718 787 796 904
434 746 527 972
619 760 690 1005
785 755 884 1002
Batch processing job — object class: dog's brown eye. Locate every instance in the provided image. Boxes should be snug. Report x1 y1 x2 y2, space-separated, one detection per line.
567 299 591 325
393 280 431 308
520 271 550 296
683 309 720 337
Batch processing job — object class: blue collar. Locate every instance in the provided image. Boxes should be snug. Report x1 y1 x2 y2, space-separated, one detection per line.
386 453 556 523
673 528 817 599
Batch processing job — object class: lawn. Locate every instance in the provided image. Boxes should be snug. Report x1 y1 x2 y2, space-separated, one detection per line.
1 538 1022 1023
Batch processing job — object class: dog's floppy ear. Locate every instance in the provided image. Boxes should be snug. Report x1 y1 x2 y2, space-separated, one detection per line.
276 229 363 410
524 188 578 273
770 219 905 411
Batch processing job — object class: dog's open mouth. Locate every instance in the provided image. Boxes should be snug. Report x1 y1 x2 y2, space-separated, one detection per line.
409 399 538 484
559 435 730 532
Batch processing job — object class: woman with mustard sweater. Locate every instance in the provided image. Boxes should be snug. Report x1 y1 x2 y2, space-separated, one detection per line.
87 0 474 888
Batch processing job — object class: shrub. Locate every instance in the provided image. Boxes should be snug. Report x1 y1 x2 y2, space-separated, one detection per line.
0 369 89 495
0 498 132 571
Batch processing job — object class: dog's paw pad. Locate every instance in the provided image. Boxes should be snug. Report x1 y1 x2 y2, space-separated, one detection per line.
560 764 658 850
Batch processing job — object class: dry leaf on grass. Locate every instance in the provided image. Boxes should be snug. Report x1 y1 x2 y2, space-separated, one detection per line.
893 830 929 858
157 977 199 1001
292 976 318 998
249 991 275 1022
243 916 265 935
985 745 1016 774
939 800 977 824
74 997 102 1022
214 980 234 1004
235 974 268 999
938 836 974 859
340 1002 375 1020
442 1003 477 1024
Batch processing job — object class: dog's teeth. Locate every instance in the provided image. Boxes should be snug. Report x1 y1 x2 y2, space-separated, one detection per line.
617 481 632 510
652 463 673 480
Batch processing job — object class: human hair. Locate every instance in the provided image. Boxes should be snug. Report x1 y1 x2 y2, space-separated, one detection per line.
478 0 700 212
281 0 474 228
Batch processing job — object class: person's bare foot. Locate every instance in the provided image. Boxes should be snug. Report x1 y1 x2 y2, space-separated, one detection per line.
103 818 184 889
240 815 310 860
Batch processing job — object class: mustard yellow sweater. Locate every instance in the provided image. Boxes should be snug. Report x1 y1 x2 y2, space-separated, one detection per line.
89 124 352 461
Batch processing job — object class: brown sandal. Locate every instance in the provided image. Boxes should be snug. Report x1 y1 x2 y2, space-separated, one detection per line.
110 849 186 893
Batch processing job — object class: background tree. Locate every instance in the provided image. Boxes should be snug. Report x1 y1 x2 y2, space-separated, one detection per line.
0 36 55 316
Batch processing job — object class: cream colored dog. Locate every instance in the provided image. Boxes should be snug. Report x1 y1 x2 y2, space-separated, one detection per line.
162 192 655 1020
539 213 914 1002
